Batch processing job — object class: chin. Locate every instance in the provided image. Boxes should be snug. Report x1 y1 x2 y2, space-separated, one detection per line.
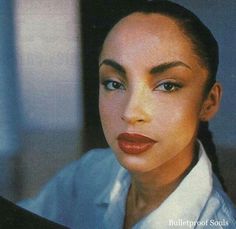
114 149 160 174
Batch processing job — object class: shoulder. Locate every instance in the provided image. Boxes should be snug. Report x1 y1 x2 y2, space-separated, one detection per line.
24 148 118 199
200 175 236 227
56 148 119 183
77 147 117 169
19 148 120 224
40 148 117 185
66 148 120 190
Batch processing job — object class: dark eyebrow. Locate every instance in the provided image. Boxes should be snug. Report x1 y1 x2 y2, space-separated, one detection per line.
99 59 191 77
99 59 126 76
150 61 191 74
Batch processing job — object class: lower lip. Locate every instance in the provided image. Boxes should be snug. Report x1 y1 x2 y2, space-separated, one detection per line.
118 140 156 154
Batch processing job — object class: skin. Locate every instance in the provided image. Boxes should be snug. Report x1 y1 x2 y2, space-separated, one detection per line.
98 13 221 228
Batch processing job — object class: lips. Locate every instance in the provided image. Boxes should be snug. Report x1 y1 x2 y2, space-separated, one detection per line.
117 133 157 154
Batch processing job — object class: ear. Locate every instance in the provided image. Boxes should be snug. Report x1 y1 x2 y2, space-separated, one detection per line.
200 82 222 121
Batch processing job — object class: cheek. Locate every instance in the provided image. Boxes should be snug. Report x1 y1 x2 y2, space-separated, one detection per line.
99 92 122 139
99 94 119 120
155 95 203 138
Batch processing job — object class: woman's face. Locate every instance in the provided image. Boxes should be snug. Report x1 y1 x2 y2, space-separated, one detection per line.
99 13 211 173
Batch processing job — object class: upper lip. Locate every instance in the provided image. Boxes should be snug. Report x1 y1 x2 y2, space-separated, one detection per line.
117 133 157 143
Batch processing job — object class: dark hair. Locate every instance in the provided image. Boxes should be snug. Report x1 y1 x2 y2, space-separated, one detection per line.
82 0 223 184
97 0 218 92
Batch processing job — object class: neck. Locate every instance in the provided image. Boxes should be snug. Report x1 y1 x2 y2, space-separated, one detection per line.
130 143 199 208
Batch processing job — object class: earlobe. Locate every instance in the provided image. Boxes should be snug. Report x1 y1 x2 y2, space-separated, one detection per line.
200 82 222 121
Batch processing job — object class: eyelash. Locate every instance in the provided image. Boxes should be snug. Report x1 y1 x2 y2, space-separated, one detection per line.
155 82 182 92
101 80 182 92
101 80 125 91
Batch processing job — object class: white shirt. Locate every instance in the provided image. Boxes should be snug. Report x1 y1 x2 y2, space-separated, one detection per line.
19 141 236 228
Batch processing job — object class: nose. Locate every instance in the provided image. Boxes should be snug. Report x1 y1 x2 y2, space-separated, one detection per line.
121 87 152 125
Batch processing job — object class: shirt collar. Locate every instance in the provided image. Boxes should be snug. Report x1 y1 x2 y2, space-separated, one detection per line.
95 165 131 229
134 140 213 228
95 141 213 229
94 159 130 206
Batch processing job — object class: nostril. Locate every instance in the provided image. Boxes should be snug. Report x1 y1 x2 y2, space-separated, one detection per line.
137 119 144 122
121 115 145 124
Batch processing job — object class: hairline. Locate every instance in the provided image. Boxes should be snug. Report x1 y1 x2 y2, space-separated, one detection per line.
99 11 212 94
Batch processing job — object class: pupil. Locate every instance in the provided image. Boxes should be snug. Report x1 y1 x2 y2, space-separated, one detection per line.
164 83 173 90
113 82 119 88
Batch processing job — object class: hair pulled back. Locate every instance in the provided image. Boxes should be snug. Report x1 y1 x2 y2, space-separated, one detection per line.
97 0 218 91
86 0 222 182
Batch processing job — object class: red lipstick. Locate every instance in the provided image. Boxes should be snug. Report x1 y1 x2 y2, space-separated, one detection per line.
117 133 157 154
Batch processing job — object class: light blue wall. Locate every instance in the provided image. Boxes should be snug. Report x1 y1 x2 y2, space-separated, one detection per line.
15 0 82 131
0 0 21 200
0 0 81 200
172 0 236 147
0 1 21 156
13 0 82 201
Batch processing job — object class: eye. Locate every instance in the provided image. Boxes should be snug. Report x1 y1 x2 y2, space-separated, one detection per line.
102 80 125 91
155 82 182 92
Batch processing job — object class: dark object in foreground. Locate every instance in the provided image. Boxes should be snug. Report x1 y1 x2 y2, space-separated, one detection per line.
0 196 68 229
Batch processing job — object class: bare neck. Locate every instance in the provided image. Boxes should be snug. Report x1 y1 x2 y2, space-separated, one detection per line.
124 144 199 229
132 144 198 205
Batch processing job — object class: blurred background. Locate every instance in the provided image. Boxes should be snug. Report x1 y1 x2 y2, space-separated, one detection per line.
0 0 235 204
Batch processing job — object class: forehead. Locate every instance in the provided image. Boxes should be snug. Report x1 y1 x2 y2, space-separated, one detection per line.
107 12 180 38
100 13 202 73
102 13 180 51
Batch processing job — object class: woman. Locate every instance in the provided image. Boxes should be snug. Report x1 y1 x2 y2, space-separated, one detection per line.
20 1 236 228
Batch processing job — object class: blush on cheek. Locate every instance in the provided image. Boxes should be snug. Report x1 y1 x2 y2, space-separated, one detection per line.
159 104 199 137
99 102 117 137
